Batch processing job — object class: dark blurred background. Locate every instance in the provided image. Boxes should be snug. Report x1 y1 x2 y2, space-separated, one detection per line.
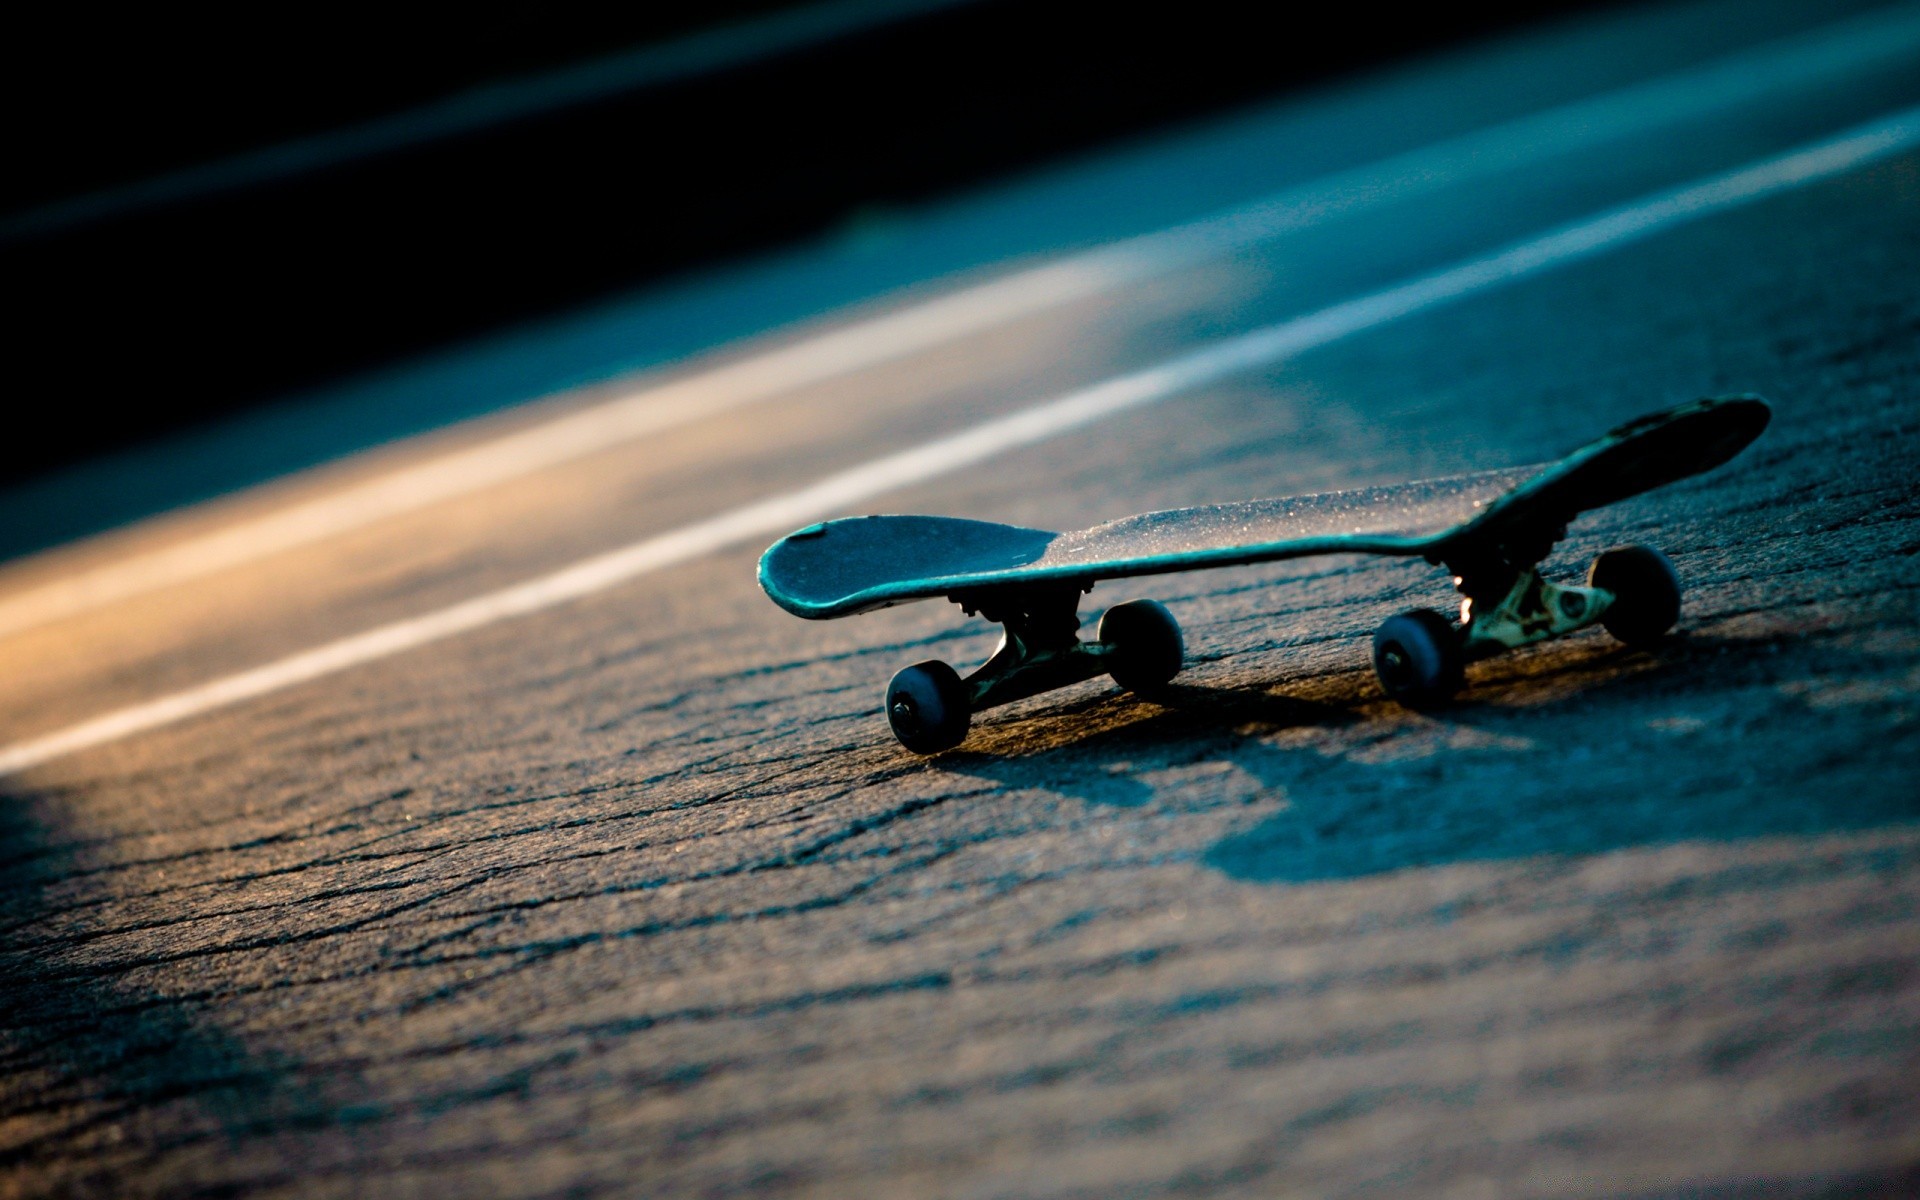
2 0 1604 493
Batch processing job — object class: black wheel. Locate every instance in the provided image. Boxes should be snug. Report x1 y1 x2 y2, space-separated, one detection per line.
1372 609 1464 707
885 660 971 753
1097 599 1184 694
1587 544 1681 648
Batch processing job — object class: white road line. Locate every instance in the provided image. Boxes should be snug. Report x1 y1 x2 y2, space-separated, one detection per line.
4 106 1917 777
4 3 1919 641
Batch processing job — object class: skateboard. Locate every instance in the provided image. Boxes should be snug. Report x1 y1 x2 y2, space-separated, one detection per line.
759 395 1771 753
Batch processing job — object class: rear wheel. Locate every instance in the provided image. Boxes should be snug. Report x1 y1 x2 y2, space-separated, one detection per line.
1097 599 1184 694
1587 544 1681 648
1372 609 1464 707
885 660 971 753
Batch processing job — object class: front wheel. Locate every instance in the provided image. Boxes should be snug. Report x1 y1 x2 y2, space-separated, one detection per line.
1372 609 1464 707
1587 544 1681 648
1097 599 1184 694
885 660 971 754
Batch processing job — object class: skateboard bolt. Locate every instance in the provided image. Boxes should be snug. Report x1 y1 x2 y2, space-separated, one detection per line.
889 697 920 734
1378 647 1409 684
1560 592 1587 619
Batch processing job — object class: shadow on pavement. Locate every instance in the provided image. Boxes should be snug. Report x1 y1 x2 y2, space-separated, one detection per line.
0 787 334 1178
942 625 1920 884
940 680 1359 810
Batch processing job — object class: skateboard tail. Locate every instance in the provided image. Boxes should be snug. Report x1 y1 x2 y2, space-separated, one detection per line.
1424 395 1769 577
1575 393 1771 503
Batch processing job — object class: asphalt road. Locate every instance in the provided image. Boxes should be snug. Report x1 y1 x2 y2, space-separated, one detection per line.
3 2 1919 1196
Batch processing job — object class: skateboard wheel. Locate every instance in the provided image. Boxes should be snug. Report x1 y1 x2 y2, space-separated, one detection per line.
1097 599 1184 694
1587 544 1681 648
1372 609 1464 707
885 660 971 754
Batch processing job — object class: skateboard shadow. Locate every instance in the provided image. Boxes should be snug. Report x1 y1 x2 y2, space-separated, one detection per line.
939 679 1359 810
0 786 337 1174
941 627 1920 884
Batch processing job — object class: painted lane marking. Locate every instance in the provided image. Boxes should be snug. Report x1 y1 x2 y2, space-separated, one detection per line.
3 106 1917 777
4 4 1919 641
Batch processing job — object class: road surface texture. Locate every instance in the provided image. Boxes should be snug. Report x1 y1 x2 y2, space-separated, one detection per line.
3 1 1918 1195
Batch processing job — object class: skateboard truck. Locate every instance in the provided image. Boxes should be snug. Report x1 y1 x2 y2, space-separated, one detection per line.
884 584 1183 754
1459 568 1614 653
1371 535 1681 707
950 583 1102 712
1449 530 1613 653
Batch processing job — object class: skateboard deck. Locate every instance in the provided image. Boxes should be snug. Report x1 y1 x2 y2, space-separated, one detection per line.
759 395 1771 752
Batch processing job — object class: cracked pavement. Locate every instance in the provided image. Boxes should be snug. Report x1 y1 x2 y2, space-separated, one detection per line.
2 3 1918 1195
